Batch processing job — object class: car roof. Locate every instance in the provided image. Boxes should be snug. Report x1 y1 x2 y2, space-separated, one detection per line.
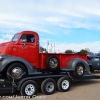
88 55 100 58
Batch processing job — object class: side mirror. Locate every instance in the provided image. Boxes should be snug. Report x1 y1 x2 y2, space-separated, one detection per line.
22 39 27 43
21 39 27 46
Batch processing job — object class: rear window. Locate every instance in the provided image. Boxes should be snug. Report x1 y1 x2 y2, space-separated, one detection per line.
93 58 100 61
88 56 100 61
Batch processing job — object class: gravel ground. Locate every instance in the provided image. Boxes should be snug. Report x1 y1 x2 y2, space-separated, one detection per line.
1 71 100 100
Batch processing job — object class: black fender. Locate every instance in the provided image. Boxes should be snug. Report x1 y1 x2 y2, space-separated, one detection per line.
0 56 35 74
66 58 90 72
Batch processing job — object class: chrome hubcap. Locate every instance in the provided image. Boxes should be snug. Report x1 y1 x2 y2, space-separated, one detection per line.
62 80 69 90
12 67 23 79
25 84 35 96
46 82 54 92
77 66 84 75
49 58 58 68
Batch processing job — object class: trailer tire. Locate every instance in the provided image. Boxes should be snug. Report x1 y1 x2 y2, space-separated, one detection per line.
41 78 56 95
57 76 71 92
46 55 60 71
7 63 26 81
73 63 85 77
20 80 38 98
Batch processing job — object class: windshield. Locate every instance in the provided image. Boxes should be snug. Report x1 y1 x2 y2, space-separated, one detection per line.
11 33 20 42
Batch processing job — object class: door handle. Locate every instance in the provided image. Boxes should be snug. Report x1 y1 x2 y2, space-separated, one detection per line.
13 48 16 51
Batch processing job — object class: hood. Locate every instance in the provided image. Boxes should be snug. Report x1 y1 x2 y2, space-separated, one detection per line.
0 41 15 55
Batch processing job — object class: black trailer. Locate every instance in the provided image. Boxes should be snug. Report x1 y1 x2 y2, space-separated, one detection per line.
0 72 100 97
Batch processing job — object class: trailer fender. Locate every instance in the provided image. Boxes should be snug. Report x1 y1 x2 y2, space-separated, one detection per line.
0 56 35 74
66 58 90 72
17 77 32 91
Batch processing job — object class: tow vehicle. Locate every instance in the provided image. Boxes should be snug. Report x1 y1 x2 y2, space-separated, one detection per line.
87 55 100 72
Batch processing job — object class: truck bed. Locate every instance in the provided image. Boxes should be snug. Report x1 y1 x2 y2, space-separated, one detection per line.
39 53 87 69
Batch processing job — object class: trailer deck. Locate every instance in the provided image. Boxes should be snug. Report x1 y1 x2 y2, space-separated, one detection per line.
0 72 100 95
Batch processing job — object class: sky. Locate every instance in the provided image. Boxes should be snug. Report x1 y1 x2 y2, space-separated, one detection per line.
0 0 100 53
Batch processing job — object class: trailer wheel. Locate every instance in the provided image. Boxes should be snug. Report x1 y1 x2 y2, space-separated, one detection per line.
73 63 85 77
41 78 56 95
7 63 26 81
20 80 38 98
46 55 60 71
57 76 71 92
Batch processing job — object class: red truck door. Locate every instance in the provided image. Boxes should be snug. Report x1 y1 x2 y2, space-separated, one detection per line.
17 34 39 68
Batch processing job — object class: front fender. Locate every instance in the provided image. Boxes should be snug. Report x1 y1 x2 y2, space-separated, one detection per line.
66 58 90 72
0 56 35 74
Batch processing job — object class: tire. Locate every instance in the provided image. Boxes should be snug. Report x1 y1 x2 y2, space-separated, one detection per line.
90 66 94 72
90 69 94 72
7 63 26 81
41 78 56 95
57 76 71 92
20 80 38 98
46 55 60 71
73 63 85 77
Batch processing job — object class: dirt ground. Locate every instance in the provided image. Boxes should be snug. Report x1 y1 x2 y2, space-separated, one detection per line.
1 71 100 100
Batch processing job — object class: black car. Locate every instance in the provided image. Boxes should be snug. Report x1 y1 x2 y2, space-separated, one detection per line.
87 55 100 72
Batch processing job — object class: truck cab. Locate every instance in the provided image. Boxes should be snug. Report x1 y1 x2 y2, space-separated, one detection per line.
0 31 40 81
0 31 40 69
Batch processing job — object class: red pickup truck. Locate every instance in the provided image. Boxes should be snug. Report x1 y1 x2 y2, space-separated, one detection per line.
0 31 90 81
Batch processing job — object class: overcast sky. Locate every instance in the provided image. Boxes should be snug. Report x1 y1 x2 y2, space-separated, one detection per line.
0 0 100 53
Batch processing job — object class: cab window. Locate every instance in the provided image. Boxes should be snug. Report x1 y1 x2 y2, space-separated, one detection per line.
20 34 35 43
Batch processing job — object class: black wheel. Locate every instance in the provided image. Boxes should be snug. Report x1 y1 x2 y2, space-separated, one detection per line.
41 78 56 95
73 63 85 77
90 66 94 72
57 76 71 92
20 80 38 98
46 55 60 71
7 63 26 81
90 69 94 72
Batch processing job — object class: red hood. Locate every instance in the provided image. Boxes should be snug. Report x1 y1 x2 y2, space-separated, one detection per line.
0 41 15 55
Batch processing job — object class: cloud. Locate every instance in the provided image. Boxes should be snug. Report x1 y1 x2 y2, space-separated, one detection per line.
1 34 13 41
0 0 100 53
0 39 8 43
0 0 100 32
